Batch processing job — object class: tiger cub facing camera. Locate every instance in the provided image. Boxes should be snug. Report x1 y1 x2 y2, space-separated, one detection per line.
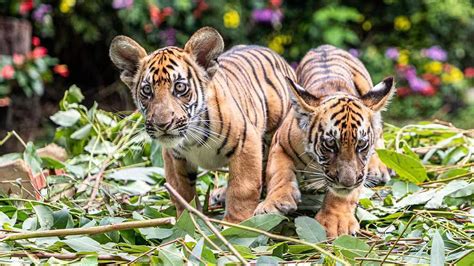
255 45 395 237
109 27 295 223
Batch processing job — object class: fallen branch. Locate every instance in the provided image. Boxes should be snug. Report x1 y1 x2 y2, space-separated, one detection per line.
1 217 175 241
207 217 350 266
164 183 248 265
4 252 127 261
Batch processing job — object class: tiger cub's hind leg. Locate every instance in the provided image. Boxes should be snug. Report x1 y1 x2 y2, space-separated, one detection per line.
163 149 199 216
254 143 301 215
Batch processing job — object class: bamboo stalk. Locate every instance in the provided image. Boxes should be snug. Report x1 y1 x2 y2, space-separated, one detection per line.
0 217 175 241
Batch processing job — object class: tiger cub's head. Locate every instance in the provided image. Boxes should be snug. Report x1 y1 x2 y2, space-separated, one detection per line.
286 77 395 196
109 27 224 147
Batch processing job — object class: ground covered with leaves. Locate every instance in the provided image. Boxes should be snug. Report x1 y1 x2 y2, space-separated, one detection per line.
0 87 473 265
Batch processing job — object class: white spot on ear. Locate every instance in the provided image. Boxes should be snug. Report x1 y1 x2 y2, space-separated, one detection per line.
372 81 386 92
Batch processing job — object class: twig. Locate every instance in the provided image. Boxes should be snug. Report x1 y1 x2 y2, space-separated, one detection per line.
84 164 108 209
380 214 416 264
1 217 175 241
188 213 223 253
164 183 248 265
422 171 473 185
207 217 350 266
127 238 181 265
355 257 401 264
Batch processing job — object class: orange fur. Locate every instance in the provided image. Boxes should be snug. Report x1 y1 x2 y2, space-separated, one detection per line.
257 45 395 237
110 27 295 222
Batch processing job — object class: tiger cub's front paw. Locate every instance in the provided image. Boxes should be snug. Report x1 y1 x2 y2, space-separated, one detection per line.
315 209 359 238
254 187 301 215
366 154 391 186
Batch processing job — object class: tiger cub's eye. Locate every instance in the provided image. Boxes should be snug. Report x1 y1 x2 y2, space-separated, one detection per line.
357 138 369 152
322 138 337 152
174 82 188 95
141 85 152 97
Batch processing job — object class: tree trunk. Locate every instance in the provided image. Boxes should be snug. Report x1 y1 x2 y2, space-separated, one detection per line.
0 16 32 55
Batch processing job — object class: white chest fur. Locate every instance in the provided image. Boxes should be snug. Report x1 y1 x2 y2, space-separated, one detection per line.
181 142 229 170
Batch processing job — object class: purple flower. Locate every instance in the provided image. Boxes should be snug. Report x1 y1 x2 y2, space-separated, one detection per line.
408 77 430 92
385 47 399 60
112 0 134 9
422 46 447 61
290 61 299 70
252 8 283 26
348 48 360 58
160 28 177 46
32 4 52 23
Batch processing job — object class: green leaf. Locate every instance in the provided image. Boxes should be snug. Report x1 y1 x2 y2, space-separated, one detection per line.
52 208 74 229
431 230 445 266
84 137 115 154
0 153 21 164
392 180 421 199
62 236 104 252
449 184 474 198
376 149 428 183
150 140 164 167
294 216 326 243
222 214 285 238
33 205 54 230
456 250 474 266
395 190 437 208
425 180 468 209
256 256 281 265
70 255 98 266
356 207 379 221
41 157 66 169
64 85 85 104
159 244 184 266
333 235 370 262
132 212 173 240
23 142 43 175
0 212 13 227
71 124 92 140
50 110 81 127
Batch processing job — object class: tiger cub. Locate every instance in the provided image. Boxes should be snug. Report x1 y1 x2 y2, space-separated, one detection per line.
255 45 394 237
109 27 295 223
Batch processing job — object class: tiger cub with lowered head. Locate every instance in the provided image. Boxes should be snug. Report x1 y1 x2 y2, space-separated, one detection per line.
109 27 295 223
255 45 394 237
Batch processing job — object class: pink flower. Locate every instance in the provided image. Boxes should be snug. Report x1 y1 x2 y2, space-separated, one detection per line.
53 64 69 77
13 54 25 66
397 87 411 97
31 47 48 59
32 36 41 47
464 67 474 78
19 0 34 15
1 65 15 79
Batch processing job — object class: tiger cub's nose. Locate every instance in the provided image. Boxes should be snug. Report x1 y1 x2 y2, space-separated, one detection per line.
155 118 174 131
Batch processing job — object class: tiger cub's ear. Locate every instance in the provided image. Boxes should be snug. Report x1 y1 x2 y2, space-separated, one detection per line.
361 76 395 111
110 36 147 89
285 77 319 129
184 27 224 77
